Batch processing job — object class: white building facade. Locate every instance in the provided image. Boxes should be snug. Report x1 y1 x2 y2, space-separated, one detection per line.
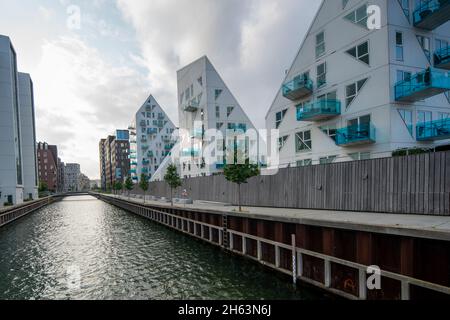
64 163 81 192
0 35 24 206
177 56 258 178
265 0 450 168
18 73 38 201
134 95 176 181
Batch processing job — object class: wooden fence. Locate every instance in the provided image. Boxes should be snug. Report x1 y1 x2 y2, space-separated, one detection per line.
140 151 450 216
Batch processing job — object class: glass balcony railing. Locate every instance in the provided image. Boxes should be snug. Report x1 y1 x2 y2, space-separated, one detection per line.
142 168 149 174
147 151 154 158
434 46 450 70
183 100 199 112
297 99 341 121
142 160 150 165
394 68 450 102
282 78 313 101
141 145 149 150
335 123 376 146
413 0 450 30
130 169 137 174
147 128 158 135
416 118 450 141
165 144 174 150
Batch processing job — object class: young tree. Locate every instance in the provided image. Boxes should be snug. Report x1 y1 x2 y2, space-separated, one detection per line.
38 180 48 193
223 150 260 212
139 173 149 204
124 176 134 199
164 164 182 206
113 181 123 195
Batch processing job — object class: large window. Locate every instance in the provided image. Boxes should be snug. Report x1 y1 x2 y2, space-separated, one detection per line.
317 62 327 87
278 135 289 150
398 109 413 136
396 32 404 61
216 106 220 118
439 112 450 120
297 159 312 167
416 35 431 62
397 70 411 82
349 152 371 161
417 111 432 124
346 78 368 108
316 32 325 58
319 156 337 165
346 41 370 65
275 109 288 129
344 4 368 28
348 114 371 127
398 0 410 20
295 130 312 152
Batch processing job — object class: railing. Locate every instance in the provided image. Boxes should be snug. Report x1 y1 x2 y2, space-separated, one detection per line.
394 68 450 101
413 0 450 29
147 151 154 158
99 195 450 300
297 99 341 121
416 118 450 141
184 100 200 112
0 197 53 227
335 123 376 146
282 78 313 100
434 46 450 68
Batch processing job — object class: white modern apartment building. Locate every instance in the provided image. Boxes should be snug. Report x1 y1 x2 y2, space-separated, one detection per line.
18 73 38 201
265 0 450 168
177 56 258 178
64 163 81 192
134 95 176 181
0 35 37 207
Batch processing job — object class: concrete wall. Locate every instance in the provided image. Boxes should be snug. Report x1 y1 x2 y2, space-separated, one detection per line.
140 151 450 216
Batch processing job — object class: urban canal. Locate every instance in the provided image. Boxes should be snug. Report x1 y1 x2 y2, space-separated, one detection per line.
0 196 323 300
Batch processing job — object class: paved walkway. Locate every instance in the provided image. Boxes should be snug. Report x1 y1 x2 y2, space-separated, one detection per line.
104 194 450 241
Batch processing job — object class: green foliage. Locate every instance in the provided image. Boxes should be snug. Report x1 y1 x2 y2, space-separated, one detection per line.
124 176 134 191
139 174 149 192
392 147 430 157
164 164 182 190
113 181 123 191
38 181 48 193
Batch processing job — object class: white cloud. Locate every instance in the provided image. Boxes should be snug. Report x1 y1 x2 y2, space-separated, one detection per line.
33 36 150 178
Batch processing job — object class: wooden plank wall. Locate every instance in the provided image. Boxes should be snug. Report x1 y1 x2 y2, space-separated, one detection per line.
144 151 450 216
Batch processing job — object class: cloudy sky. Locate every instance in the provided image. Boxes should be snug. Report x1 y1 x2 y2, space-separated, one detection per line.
0 0 321 179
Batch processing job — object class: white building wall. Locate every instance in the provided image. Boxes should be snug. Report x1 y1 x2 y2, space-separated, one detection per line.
135 95 176 182
0 35 23 207
177 56 258 178
18 73 38 201
265 0 450 168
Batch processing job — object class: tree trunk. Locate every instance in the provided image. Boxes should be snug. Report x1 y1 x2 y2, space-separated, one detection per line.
238 184 242 212
171 188 173 206
143 190 146 204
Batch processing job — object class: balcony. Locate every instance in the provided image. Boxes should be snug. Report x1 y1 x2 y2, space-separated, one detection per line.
131 161 137 166
130 169 137 174
416 118 450 141
413 0 450 30
147 128 158 135
142 159 150 165
147 151 154 158
165 144 174 150
394 69 450 102
184 100 199 112
434 46 450 70
282 78 313 101
142 168 149 174
297 99 341 122
141 145 149 150
335 123 376 147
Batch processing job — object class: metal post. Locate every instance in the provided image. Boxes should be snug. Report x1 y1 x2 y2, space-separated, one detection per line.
324 259 331 288
242 236 247 255
297 252 303 277
257 240 262 261
359 268 367 300
229 233 234 250
401 281 410 300
209 227 213 241
201 225 205 239
219 230 223 245
275 246 280 268
291 234 297 285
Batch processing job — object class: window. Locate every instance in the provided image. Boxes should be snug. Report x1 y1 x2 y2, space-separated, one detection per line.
275 109 288 128
215 89 223 100
349 152 371 161
417 111 432 124
316 32 325 58
227 106 234 117
346 78 368 108
342 0 350 9
435 39 449 51
397 70 412 82
348 114 371 128
398 109 413 136
396 32 404 61
297 159 312 167
416 35 431 62
320 156 337 164
198 77 203 86
317 62 327 87
398 0 410 20
216 106 220 118
344 4 368 28
295 130 312 152
321 125 337 140
278 136 289 150
346 41 370 65
439 112 450 120
216 122 224 130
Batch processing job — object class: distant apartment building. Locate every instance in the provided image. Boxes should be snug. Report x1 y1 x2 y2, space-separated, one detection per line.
37 142 59 192
0 35 38 206
78 173 91 192
18 73 38 201
177 56 258 178
128 124 138 182
57 158 65 193
99 130 131 190
64 163 81 192
265 0 450 168
134 95 176 181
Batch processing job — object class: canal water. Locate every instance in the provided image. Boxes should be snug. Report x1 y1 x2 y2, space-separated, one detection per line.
0 196 322 300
